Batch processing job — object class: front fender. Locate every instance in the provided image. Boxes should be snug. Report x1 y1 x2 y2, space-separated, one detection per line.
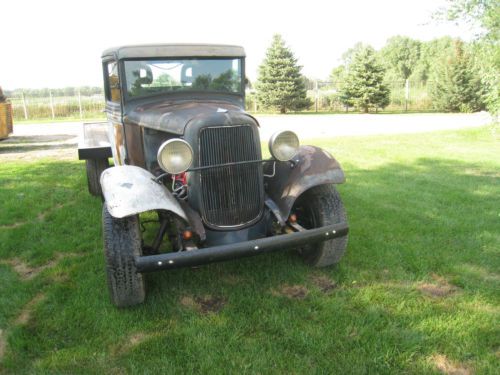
100 165 188 220
265 145 345 219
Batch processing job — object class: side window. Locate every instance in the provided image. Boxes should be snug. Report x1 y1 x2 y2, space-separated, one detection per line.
105 61 121 103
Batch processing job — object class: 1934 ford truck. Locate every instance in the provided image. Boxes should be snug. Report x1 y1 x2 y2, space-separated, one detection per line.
78 44 349 307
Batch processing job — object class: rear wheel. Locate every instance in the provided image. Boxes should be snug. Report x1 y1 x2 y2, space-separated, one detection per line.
292 185 348 267
86 158 109 197
102 204 146 307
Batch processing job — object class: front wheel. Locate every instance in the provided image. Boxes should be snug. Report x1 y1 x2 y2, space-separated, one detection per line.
292 185 348 267
102 204 146 307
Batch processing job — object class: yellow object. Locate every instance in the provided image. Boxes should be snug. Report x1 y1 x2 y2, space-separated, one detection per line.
0 102 13 140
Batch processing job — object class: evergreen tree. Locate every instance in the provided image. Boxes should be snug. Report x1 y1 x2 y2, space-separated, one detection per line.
256 34 311 113
339 46 390 112
429 40 484 112
437 0 499 115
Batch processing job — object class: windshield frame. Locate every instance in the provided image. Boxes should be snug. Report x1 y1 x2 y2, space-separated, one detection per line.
120 56 245 102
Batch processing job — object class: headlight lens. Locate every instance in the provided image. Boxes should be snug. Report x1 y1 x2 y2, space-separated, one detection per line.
157 139 193 174
269 130 300 161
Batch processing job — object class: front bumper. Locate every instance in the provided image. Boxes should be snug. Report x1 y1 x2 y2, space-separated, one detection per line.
135 222 349 273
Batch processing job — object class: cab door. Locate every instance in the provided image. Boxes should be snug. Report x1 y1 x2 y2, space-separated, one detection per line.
103 60 126 166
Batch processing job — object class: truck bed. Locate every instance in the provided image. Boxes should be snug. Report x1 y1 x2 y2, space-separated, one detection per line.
78 122 112 160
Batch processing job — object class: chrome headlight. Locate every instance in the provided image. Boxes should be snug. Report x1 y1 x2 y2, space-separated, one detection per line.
157 139 193 174
268 130 300 161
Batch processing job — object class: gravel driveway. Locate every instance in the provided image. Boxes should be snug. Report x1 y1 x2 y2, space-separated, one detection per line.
0 112 492 161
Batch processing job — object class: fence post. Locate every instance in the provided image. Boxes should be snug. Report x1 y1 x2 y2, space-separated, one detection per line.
21 92 28 120
49 90 55 119
314 80 319 113
405 79 409 112
77 88 83 119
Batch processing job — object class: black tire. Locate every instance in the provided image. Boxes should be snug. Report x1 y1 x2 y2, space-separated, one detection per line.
102 204 146 307
86 158 109 197
293 185 348 267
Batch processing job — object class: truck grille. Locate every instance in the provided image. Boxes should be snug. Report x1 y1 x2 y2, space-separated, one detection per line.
199 125 263 227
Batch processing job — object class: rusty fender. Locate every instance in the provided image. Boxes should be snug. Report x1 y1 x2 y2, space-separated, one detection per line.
100 165 188 221
264 145 345 219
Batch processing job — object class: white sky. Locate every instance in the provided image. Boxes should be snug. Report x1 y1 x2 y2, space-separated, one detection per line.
0 0 472 90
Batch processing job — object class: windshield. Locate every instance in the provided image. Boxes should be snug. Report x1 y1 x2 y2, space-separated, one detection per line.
124 58 242 98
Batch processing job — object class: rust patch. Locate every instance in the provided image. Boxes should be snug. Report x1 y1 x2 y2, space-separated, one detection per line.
180 295 227 314
311 275 337 293
272 285 309 299
431 354 472 375
15 293 46 325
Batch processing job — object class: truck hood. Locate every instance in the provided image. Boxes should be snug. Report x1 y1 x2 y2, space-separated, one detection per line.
124 100 257 135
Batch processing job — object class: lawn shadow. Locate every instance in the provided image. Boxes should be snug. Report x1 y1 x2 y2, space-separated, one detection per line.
146 158 500 302
1 156 498 373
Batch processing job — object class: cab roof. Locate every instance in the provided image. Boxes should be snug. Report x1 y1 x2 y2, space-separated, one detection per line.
101 44 246 60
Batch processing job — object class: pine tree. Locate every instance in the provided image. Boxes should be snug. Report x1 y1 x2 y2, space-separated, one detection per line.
256 34 311 113
339 46 390 113
429 40 485 112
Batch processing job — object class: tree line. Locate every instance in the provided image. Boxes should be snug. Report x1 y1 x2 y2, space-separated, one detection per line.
256 1 498 115
4 86 102 98
255 34 491 114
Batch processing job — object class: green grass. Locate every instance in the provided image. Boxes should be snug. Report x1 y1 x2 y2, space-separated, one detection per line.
0 126 499 374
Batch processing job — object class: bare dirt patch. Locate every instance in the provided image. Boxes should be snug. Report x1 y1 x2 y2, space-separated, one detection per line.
180 295 227 314
310 275 337 293
431 354 473 375
112 332 160 356
37 203 65 222
222 274 243 285
0 203 65 229
418 274 458 298
0 328 6 361
15 293 46 325
272 285 309 300
0 221 26 230
1 253 80 280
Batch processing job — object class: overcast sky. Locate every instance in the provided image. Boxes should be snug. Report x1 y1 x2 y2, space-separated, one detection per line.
1 0 472 90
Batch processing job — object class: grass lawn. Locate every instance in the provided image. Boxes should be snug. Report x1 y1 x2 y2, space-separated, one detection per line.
0 126 498 374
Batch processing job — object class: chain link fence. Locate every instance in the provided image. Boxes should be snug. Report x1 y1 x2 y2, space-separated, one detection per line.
246 80 436 113
9 80 436 121
306 80 434 112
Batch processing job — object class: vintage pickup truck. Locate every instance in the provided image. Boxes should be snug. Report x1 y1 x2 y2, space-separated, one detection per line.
78 44 349 307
